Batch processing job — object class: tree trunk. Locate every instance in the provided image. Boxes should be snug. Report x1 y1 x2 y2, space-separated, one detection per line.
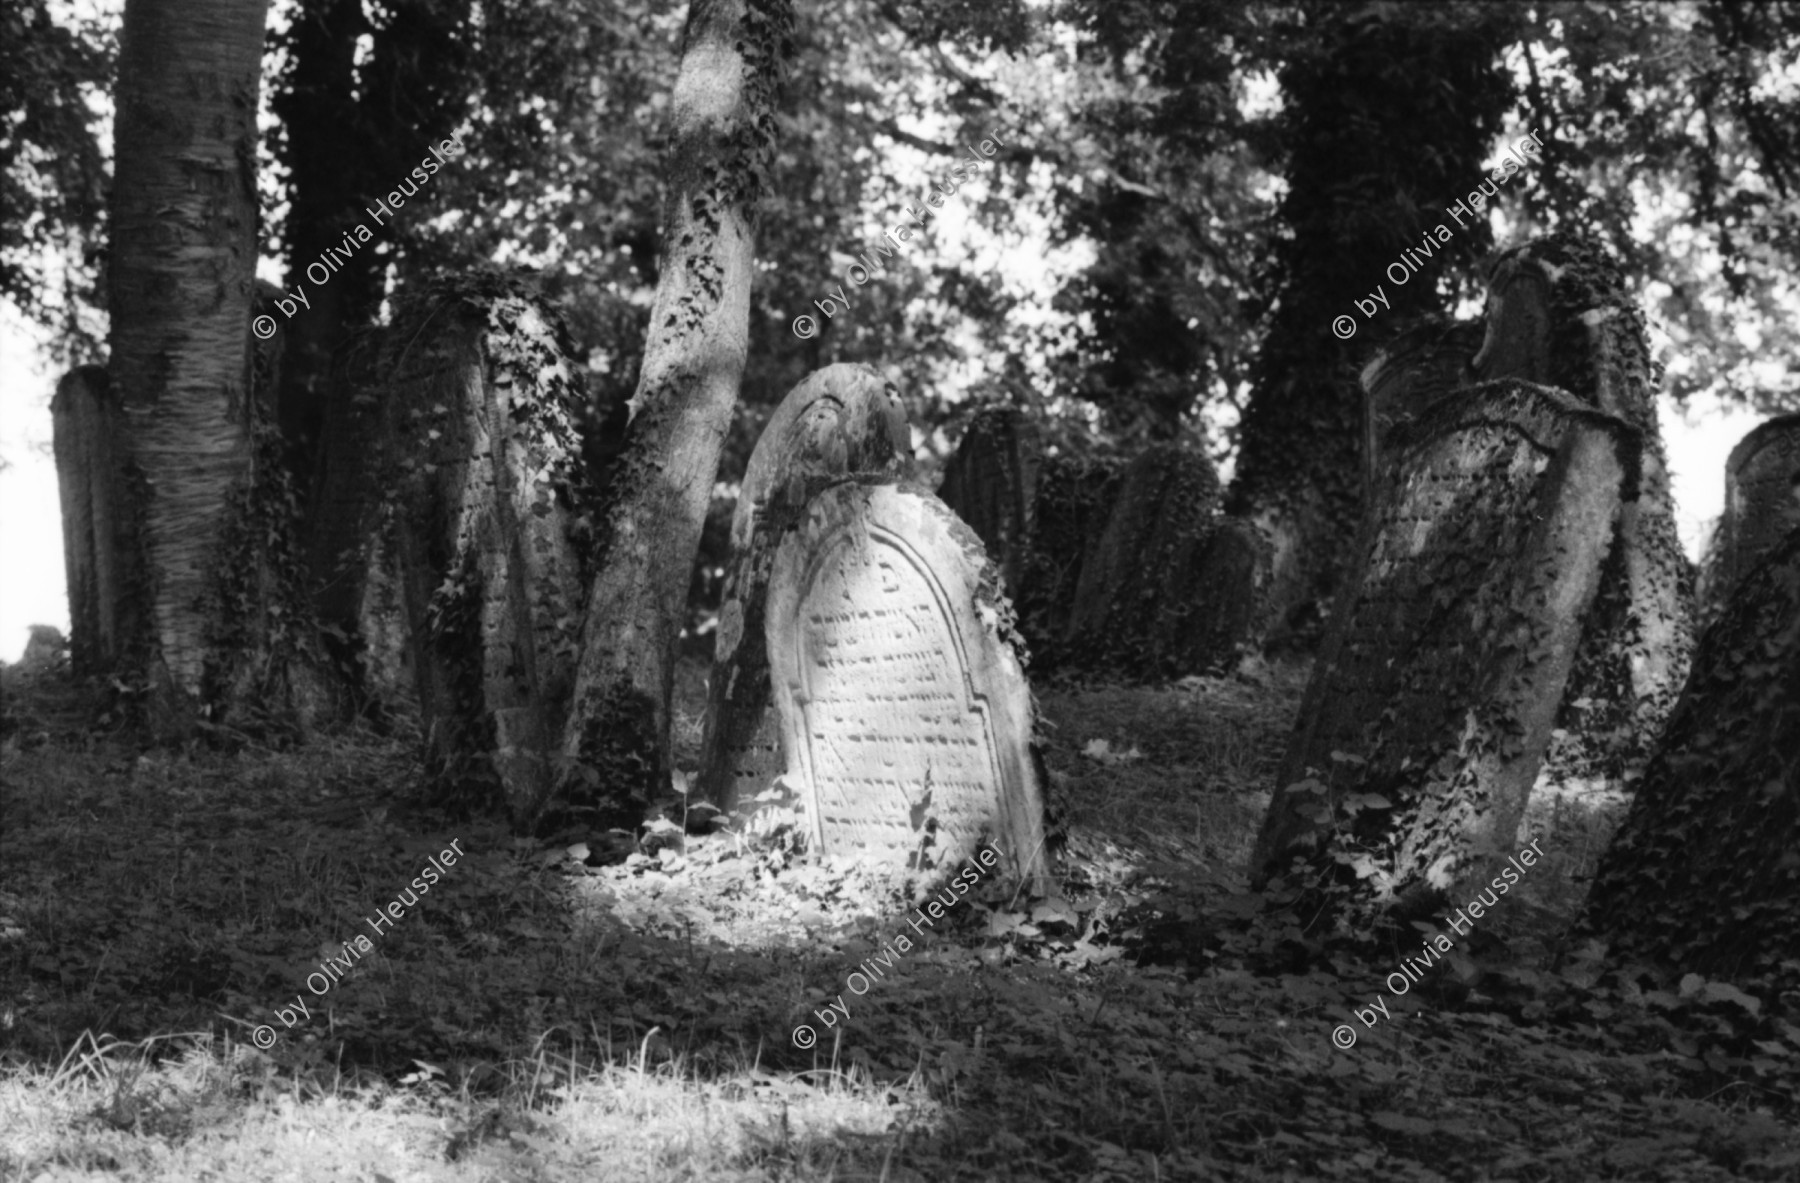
107 0 270 735
1226 4 1519 645
557 0 793 823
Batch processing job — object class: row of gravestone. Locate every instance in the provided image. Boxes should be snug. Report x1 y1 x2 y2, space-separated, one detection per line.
1254 231 1800 977
937 410 1271 679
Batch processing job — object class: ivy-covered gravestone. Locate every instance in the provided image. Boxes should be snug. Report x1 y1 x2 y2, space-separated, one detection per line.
1703 415 1800 616
937 406 1041 597
695 364 912 812
1062 443 1264 677
765 481 1048 886
340 278 591 826
1360 316 1481 504
1577 525 1800 981
1013 453 1122 670
1252 380 1637 915
1475 232 1695 783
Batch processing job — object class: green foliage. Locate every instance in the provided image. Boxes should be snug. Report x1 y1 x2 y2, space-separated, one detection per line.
0 0 110 364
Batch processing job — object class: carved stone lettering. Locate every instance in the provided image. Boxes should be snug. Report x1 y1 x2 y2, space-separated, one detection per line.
767 482 1047 883
697 364 912 811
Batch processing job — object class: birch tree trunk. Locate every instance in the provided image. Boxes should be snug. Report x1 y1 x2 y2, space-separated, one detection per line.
556 0 793 823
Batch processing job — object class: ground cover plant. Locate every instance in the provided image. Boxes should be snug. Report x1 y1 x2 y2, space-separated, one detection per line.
3 656 1799 1181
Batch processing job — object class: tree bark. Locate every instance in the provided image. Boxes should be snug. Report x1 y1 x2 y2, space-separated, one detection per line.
557 0 793 823
107 0 270 735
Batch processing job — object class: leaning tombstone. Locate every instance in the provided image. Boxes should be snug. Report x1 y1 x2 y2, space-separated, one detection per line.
1578 525 1800 979
1474 231 1693 782
696 364 912 813
765 480 1049 886
51 366 120 673
1012 454 1122 670
1251 379 1637 916
1360 316 1482 504
1063 443 1225 676
1705 414 1800 614
937 406 1041 596
337 278 590 825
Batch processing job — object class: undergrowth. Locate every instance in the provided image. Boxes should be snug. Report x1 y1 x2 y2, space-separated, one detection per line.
1 657 1798 1181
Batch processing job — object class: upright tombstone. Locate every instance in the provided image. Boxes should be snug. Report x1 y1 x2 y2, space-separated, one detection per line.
51 366 120 673
1474 231 1694 782
1012 454 1122 669
1360 317 1482 504
1252 380 1637 910
1063 443 1230 676
696 365 912 812
937 406 1041 596
1706 415 1800 612
1578 527 1800 979
332 279 591 824
765 481 1049 885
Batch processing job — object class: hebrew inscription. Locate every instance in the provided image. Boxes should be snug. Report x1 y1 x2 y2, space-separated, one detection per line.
767 483 1048 881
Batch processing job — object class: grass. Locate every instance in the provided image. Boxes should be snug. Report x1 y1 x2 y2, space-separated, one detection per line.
3 657 1799 1181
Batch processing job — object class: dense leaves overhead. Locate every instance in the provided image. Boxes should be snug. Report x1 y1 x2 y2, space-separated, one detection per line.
0 0 110 365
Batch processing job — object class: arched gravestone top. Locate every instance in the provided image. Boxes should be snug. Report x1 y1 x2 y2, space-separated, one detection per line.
1715 414 1800 603
1579 526 1800 979
1360 317 1482 503
765 481 1048 884
697 364 913 811
1064 442 1225 676
1252 379 1638 911
937 406 1042 596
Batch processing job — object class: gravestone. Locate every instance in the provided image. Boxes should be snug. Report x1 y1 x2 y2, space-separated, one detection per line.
696 364 912 812
1578 526 1800 979
51 366 119 674
765 481 1048 884
1252 379 1637 910
1360 317 1482 503
1063 443 1230 676
1474 231 1693 782
937 407 1041 596
1706 415 1800 612
1012 454 1122 670
339 280 591 824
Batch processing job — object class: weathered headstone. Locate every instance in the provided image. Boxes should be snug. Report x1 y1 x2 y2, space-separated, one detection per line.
696 364 912 812
1360 316 1482 503
1705 415 1800 612
51 366 120 674
1474 231 1694 782
937 407 1041 596
336 280 590 823
1063 443 1230 676
765 481 1048 884
1578 526 1800 979
1013 454 1122 669
1252 380 1637 910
